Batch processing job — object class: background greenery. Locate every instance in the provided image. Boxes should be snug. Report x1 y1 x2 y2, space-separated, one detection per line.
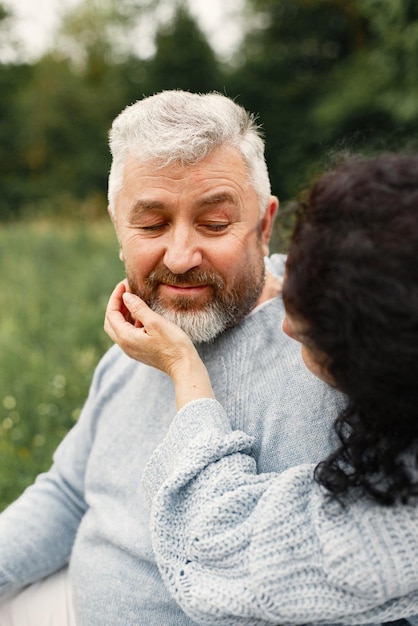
1 0 418 508
0 220 120 508
2 0 418 221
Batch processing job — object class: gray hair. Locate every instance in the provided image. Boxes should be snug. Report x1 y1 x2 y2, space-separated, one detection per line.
108 90 271 216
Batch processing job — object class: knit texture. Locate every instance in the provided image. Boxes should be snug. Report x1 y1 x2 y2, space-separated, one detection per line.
1 254 411 625
143 399 418 625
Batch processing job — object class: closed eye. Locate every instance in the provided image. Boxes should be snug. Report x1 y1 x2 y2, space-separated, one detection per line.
200 223 230 233
138 223 167 233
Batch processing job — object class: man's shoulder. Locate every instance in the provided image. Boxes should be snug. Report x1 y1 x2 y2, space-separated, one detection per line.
91 343 141 391
98 342 130 369
265 253 287 278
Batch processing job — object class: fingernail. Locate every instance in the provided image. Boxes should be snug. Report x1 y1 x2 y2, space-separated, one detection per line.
122 292 136 305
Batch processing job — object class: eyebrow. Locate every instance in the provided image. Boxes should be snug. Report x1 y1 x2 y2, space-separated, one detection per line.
128 193 238 220
128 200 165 221
196 192 237 209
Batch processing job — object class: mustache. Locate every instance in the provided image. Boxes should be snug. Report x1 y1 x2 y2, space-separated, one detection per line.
146 267 225 290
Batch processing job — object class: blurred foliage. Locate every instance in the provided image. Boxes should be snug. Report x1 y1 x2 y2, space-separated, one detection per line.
143 3 223 92
1 0 418 220
226 0 418 200
0 220 121 509
1 0 418 506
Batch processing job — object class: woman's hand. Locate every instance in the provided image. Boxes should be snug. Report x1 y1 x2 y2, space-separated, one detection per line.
104 280 194 376
104 281 214 409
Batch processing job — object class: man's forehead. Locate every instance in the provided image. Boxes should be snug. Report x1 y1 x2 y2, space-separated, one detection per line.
124 144 247 176
121 149 251 198
115 146 260 220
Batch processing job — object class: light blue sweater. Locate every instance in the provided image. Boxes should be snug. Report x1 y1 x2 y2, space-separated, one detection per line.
0 254 416 625
143 398 418 625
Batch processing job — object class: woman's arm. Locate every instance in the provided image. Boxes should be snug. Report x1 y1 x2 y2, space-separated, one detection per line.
105 285 418 625
143 398 418 626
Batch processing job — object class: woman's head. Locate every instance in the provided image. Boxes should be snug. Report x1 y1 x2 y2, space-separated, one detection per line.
283 154 418 401
283 154 418 503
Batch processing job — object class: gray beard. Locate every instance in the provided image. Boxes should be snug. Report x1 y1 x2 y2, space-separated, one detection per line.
151 303 229 343
128 253 265 343
151 298 243 343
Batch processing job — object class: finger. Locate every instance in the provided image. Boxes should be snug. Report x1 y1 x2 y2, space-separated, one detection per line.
104 282 133 338
105 304 146 345
122 292 155 327
122 292 189 344
107 281 127 312
106 315 147 352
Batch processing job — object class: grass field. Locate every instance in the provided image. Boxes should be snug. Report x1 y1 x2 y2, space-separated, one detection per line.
0 219 122 509
0 215 290 511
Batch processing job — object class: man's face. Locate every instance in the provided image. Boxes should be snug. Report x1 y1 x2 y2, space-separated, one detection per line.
111 144 277 342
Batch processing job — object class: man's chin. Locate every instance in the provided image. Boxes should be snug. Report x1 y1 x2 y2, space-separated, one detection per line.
150 303 226 344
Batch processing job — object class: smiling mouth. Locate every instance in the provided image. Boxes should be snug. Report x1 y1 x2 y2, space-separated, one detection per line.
160 283 209 295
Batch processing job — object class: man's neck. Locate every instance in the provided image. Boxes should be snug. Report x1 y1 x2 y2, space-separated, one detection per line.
255 270 282 308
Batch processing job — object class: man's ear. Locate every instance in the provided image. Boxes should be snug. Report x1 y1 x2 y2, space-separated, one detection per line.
260 196 279 256
108 205 125 262
108 204 116 226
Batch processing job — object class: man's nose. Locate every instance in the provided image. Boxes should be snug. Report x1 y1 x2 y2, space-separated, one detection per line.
163 226 203 274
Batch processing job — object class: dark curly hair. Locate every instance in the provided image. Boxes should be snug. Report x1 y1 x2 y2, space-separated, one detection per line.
283 154 418 505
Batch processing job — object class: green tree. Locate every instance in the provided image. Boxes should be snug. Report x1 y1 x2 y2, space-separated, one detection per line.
313 0 418 153
0 1 19 60
0 61 32 219
13 55 114 215
228 0 418 209
144 2 223 94
228 0 368 200
0 0 34 219
1 0 150 220
54 0 145 78
0 0 225 220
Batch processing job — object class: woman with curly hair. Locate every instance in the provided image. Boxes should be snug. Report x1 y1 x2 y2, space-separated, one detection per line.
105 154 418 625
283 154 418 506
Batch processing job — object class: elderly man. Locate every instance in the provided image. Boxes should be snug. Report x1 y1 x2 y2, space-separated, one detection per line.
0 91 416 626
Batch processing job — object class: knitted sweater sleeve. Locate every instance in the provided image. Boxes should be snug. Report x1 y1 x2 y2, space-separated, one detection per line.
142 398 418 626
